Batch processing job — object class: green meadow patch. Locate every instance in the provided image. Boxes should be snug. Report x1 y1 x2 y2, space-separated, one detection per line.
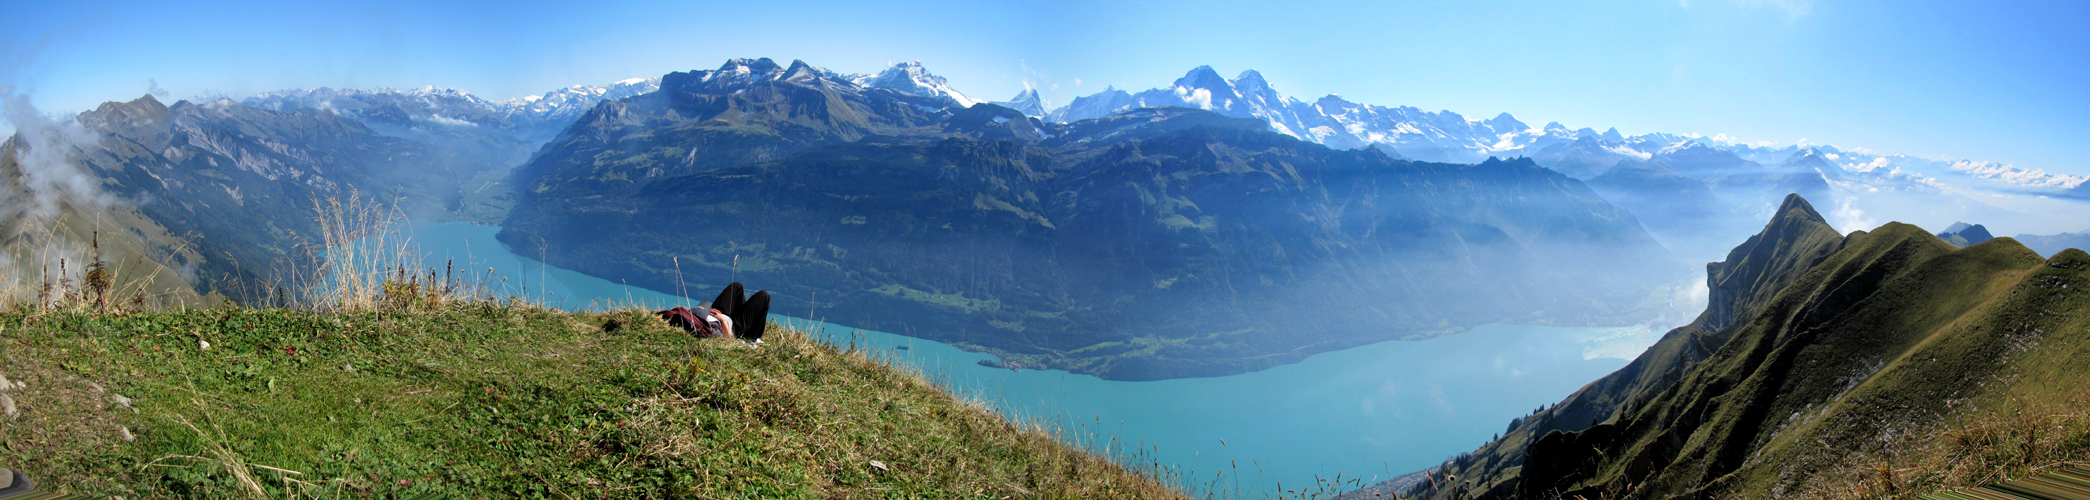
0 303 1186 499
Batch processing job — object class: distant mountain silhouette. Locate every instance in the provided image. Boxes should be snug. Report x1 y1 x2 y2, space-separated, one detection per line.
1937 221 1995 247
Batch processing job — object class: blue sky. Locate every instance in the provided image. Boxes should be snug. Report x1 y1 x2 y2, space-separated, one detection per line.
4 0 2087 176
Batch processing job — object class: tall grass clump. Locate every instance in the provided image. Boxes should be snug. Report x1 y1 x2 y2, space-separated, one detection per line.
0 211 190 315
1795 387 2090 500
304 192 503 313
309 192 414 311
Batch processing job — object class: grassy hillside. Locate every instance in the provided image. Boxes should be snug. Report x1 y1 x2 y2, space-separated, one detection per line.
0 300 1187 498
1370 196 2090 500
1513 227 2090 499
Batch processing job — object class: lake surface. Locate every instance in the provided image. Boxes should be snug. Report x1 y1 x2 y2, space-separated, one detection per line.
402 220 1683 496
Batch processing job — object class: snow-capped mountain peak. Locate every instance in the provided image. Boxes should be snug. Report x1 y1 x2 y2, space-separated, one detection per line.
245 75 662 143
990 87 1048 118
242 59 2086 198
1172 66 1234 94
1485 113 1528 134
687 57 789 89
1046 66 1594 162
1232 69 1273 92
657 58 858 97
854 60 979 108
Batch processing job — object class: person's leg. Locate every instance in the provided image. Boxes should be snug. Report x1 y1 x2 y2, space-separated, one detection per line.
710 282 745 315
732 290 771 341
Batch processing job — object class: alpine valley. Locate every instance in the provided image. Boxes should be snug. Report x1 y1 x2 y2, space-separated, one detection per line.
6 53 2090 499
9 58 2085 380
497 58 1686 380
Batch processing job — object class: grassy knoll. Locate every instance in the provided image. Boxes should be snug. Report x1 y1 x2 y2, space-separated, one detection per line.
0 301 1187 498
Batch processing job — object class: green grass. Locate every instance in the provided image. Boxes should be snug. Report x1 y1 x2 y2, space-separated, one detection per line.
0 302 1188 499
1497 230 2090 500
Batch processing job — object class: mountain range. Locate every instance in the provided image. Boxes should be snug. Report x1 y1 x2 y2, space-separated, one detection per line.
242 61 2085 200
496 57 1687 380
2014 229 2090 257
1040 66 2086 262
239 60 2088 254
1048 65 2082 193
9 57 2085 383
245 77 663 145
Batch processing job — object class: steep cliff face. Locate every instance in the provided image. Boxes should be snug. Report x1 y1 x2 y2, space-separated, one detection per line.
1697 195 1851 332
500 60 1688 380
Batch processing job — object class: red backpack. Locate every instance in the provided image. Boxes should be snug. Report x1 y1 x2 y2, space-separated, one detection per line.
656 307 723 338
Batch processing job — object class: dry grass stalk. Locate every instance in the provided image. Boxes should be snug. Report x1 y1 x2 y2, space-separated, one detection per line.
1 210 180 315
1796 388 2090 499
304 192 508 313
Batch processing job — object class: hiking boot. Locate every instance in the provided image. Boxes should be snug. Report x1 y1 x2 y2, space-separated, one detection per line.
0 467 32 497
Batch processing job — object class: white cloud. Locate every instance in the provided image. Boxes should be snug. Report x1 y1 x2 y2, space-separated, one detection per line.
1947 160 2088 189
423 115 476 127
2 87 114 213
1831 196 1877 232
1846 157 1891 173
0 86 125 296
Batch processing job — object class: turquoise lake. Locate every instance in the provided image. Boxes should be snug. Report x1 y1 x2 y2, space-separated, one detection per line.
402 220 1684 495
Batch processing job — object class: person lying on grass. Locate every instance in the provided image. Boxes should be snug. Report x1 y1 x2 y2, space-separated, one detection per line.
656 282 771 343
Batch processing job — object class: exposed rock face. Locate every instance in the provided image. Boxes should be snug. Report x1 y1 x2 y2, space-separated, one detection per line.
1699 195 1849 332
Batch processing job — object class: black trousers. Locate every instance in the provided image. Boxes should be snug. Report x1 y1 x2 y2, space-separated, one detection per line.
710 282 770 341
